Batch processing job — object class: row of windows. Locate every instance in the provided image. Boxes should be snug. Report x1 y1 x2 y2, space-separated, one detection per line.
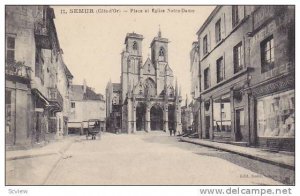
203 35 275 90
204 41 243 89
202 6 241 57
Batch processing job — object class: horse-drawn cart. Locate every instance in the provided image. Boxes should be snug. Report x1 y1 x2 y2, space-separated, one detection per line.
86 119 101 140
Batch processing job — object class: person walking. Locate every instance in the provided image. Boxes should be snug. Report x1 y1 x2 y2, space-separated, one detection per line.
169 128 172 136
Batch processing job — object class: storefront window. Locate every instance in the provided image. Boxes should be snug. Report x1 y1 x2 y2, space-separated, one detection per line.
213 94 231 138
257 90 294 138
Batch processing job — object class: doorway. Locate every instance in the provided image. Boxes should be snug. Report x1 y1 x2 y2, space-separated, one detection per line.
136 102 146 131
235 108 244 141
205 116 210 139
150 104 163 130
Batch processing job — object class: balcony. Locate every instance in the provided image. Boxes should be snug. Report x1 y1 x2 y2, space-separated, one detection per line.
5 61 32 83
48 87 64 110
34 21 52 49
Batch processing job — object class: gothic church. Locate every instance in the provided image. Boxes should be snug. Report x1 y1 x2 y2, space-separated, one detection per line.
106 30 182 133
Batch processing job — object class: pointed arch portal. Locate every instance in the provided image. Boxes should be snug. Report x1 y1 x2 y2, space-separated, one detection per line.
136 102 146 131
150 104 163 130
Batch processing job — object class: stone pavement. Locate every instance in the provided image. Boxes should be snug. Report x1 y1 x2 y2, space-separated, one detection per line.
180 137 294 170
45 132 282 185
6 135 80 185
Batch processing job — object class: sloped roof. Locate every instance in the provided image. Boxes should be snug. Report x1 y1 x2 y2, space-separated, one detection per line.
141 58 157 76
71 85 103 101
64 64 73 78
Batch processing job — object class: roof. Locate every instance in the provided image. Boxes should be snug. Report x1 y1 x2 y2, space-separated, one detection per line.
112 83 121 91
71 85 104 101
124 32 144 44
64 63 73 78
196 6 221 36
150 36 169 47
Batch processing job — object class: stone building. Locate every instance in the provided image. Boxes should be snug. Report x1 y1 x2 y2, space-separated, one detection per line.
105 81 122 133
192 5 295 151
5 6 73 147
106 31 182 133
68 81 106 134
181 98 194 134
190 41 201 135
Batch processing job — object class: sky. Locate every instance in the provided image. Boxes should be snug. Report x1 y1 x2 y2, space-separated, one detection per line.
52 6 215 100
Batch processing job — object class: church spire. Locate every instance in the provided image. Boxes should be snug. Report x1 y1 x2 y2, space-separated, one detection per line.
158 25 161 38
179 85 182 97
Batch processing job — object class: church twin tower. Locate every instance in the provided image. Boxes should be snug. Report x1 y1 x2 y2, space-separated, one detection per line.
120 30 182 133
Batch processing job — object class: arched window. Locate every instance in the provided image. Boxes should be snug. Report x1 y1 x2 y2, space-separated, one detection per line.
159 47 165 56
159 47 166 61
133 41 138 50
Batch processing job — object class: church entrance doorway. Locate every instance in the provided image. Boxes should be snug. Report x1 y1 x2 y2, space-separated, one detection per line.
136 102 146 131
150 104 163 130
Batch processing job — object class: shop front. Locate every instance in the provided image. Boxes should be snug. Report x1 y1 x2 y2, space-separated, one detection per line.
255 90 294 151
250 74 295 151
200 79 250 144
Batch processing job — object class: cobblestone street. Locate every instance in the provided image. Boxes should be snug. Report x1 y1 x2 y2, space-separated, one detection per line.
41 132 284 185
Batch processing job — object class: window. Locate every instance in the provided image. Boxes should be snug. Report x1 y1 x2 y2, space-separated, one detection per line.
233 42 243 73
159 47 165 61
204 67 210 90
35 47 44 83
203 35 208 55
261 36 275 73
216 57 224 83
213 94 231 136
71 102 75 108
6 36 15 64
232 5 239 27
215 19 221 43
132 41 138 50
257 90 294 138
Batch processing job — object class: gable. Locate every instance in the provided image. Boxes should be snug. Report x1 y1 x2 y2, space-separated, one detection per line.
141 58 156 76
165 64 174 77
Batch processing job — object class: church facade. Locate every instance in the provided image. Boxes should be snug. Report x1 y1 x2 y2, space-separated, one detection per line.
106 31 182 133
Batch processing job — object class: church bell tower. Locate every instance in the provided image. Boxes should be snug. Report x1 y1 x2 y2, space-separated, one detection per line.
150 27 169 64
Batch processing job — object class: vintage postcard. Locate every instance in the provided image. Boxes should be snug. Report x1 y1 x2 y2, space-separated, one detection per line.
4 4 295 189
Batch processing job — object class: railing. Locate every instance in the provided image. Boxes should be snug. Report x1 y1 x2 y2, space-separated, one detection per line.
48 87 64 109
5 62 31 81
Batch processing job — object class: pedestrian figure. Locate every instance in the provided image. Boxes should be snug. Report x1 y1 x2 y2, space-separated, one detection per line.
173 129 176 136
169 128 172 136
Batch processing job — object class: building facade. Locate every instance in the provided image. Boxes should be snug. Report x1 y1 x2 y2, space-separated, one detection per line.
106 31 182 133
181 101 193 134
68 82 106 134
190 41 201 135
106 81 122 133
192 5 294 151
5 6 73 147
